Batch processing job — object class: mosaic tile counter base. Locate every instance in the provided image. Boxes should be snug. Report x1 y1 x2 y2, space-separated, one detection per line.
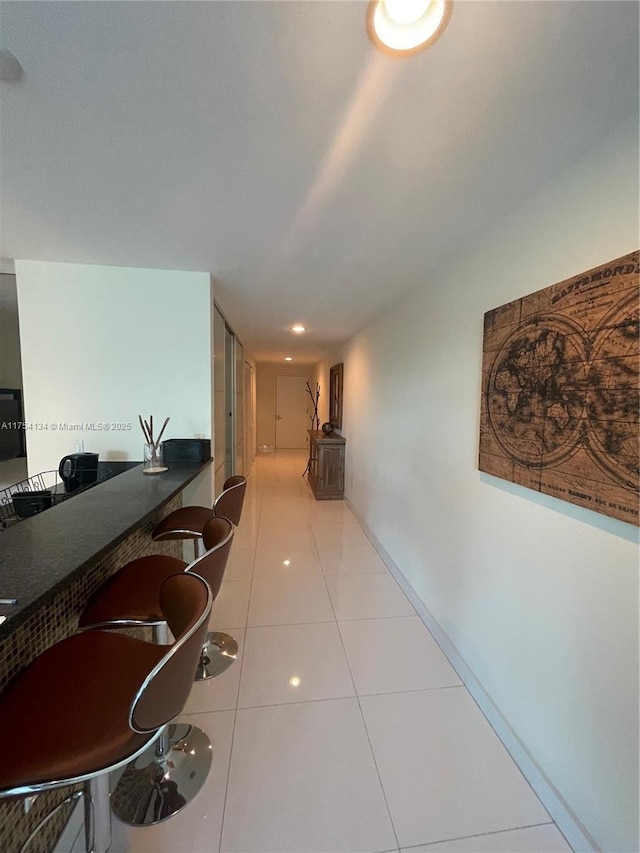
0 495 183 853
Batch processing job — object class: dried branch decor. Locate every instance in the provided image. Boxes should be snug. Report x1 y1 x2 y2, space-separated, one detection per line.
302 382 320 478
305 382 320 431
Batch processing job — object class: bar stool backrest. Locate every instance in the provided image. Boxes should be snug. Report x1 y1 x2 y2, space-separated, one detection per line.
187 517 234 600
130 573 212 733
213 475 247 526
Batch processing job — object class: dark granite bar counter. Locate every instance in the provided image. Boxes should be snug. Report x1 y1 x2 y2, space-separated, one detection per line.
0 459 211 639
0 458 212 853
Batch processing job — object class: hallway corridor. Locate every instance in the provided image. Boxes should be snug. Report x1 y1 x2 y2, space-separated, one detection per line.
71 451 572 853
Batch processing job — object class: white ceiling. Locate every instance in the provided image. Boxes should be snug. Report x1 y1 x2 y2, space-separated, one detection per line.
0 1 638 362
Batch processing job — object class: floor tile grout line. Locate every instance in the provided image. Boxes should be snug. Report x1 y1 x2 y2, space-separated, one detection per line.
333 595 402 852
335 612 420 622
454 661 560 832
398 819 557 851
238 693 359 711
310 496 402 851
337 462 574 851
245 617 342 628
307 464 501 853
243 612 427 628
218 453 412 853
184 683 468 718
321 569 390 577
243 612 421 627
335 613 422 624
216 467 262 853
214 683 470 714
246 618 335 628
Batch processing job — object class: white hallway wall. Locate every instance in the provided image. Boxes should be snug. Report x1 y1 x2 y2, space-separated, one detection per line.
339 118 639 852
15 261 213 484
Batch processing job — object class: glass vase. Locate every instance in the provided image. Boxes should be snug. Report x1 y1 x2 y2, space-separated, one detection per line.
143 442 166 474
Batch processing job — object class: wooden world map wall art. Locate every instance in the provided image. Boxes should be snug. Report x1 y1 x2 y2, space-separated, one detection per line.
479 250 639 525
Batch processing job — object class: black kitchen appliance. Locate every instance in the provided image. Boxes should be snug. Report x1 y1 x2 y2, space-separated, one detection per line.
11 490 53 518
58 452 99 493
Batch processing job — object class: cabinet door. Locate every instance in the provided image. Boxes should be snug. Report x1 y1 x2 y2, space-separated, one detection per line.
319 445 344 495
308 437 319 492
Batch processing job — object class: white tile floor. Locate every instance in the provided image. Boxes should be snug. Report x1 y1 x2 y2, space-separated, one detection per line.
67 450 573 853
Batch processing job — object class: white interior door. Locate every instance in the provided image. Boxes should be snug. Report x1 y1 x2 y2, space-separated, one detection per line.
275 375 309 449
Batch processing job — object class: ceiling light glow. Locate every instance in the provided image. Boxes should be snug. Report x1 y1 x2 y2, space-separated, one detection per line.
291 324 306 334
289 676 302 688
285 356 293 361
384 0 431 24
368 0 452 55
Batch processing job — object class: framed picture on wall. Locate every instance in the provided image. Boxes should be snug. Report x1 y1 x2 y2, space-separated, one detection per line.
329 363 343 429
479 249 639 525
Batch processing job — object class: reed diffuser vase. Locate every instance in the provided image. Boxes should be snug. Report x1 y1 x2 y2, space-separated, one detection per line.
139 414 170 474
143 442 166 474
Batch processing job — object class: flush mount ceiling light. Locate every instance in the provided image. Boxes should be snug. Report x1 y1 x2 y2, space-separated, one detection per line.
367 0 452 56
0 49 23 83
291 324 306 334
284 357 293 362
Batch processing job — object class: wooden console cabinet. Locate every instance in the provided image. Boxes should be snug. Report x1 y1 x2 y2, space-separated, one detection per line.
307 430 346 500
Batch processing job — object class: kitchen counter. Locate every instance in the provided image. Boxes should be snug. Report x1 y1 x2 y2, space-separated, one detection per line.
0 459 211 639
0 457 212 852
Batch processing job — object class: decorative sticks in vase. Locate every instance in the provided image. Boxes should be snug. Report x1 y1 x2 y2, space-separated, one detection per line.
139 415 170 474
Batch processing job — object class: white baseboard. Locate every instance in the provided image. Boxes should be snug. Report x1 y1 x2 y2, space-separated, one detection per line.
346 500 598 853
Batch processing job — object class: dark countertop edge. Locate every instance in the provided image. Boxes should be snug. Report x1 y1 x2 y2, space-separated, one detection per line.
0 459 211 640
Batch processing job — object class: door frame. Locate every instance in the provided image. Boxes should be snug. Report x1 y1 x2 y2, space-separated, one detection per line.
274 374 310 449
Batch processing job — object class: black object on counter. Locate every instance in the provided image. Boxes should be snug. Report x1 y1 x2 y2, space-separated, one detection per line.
162 439 211 464
59 452 99 493
11 490 53 518
0 459 212 639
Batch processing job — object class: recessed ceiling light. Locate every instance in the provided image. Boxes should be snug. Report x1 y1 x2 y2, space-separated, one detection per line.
367 0 452 56
291 324 306 334
284 357 293 362
0 49 23 83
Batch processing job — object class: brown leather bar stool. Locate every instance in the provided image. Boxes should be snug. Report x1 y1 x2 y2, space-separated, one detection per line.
0 573 212 853
152 474 247 558
81 516 236 688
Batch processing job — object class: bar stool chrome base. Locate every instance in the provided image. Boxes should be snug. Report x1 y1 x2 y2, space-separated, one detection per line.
195 631 238 680
110 722 212 827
